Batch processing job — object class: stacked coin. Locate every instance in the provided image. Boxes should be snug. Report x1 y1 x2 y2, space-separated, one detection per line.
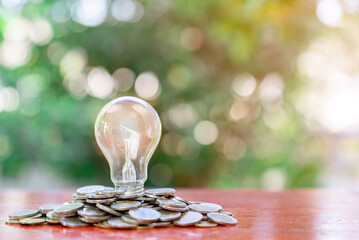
6 185 237 229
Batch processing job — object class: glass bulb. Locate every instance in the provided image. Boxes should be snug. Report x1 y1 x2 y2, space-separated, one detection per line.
95 96 162 195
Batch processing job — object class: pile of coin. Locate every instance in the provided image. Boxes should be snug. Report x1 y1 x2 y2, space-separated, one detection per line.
6 185 237 229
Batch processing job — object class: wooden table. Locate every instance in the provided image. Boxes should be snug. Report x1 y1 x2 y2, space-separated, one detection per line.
0 189 358 239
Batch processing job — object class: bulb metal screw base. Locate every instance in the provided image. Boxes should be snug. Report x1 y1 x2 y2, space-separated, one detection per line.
115 182 144 196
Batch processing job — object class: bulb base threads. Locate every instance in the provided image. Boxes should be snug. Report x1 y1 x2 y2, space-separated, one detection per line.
115 182 144 196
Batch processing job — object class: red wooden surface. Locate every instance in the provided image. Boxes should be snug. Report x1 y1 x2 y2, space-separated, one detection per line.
0 189 358 240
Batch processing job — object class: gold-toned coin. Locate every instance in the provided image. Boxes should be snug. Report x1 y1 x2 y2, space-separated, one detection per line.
195 220 218 227
96 203 122 217
221 211 234 216
20 218 46 225
60 217 89 227
110 201 141 211
207 213 237 225
189 203 222 214
145 188 175 196
107 217 137 229
8 209 39 220
173 211 203 226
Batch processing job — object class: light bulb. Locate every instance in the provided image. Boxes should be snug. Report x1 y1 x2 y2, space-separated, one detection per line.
95 96 162 196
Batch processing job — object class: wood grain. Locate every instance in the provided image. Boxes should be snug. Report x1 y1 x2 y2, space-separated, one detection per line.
0 189 358 240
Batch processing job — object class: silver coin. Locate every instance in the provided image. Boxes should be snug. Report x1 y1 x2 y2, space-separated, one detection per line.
5 219 20 224
173 211 203 226
39 204 63 214
136 197 156 202
94 220 112 229
189 203 222 214
160 204 189 212
79 215 111 223
54 203 84 214
172 196 191 205
159 210 181 221
145 188 175 196
46 211 60 220
28 213 43 219
96 203 122 217
46 218 60 224
202 215 209 221
8 209 39 220
77 207 107 217
108 217 137 229
60 217 89 227
86 192 116 199
86 197 117 204
110 201 141 211
195 220 218 227
129 207 161 224
77 185 106 195
95 187 115 194
72 193 88 200
221 211 234 216
207 213 237 225
153 221 173 227
117 192 144 199
20 218 46 225
157 199 186 208
121 214 138 225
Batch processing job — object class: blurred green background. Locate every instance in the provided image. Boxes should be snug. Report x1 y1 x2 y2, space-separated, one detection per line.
1 0 358 189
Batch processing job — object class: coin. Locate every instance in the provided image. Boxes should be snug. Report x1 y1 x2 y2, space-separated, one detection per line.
20 218 46 225
195 220 218 227
28 213 43 219
221 211 234 216
153 221 173 227
54 203 84 215
8 209 39 220
172 196 191 205
129 207 161 224
5 219 20 224
46 211 60 220
189 203 222 213
173 211 203 226
77 185 106 195
160 204 189 212
145 188 175 196
86 197 117 204
136 223 154 229
110 201 141 211
94 220 112 229
46 218 60 224
86 192 116 199
39 204 63 214
207 213 237 225
117 192 144 199
96 203 122 217
121 214 138 224
60 217 89 227
72 193 88 200
157 199 187 208
159 210 181 221
108 217 137 229
77 207 107 217
79 215 111 223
